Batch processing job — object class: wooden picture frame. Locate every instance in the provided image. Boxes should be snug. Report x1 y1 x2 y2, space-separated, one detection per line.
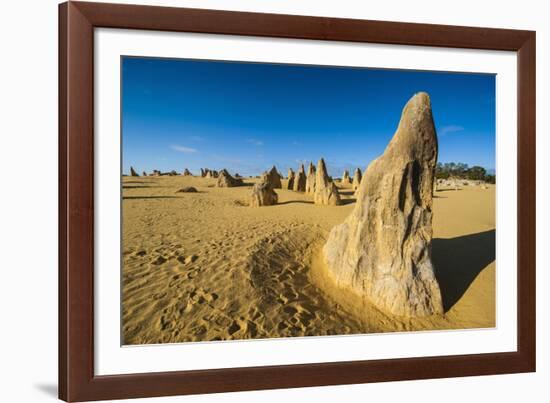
59 1 536 401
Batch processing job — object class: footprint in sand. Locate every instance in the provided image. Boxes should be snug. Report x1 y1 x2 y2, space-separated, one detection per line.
192 325 207 336
188 288 218 306
151 255 167 265
283 306 298 316
215 316 232 327
248 307 264 321
278 321 289 331
177 254 198 264
179 301 194 314
168 275 183 288
205 292 218 303
159 315 172 331
228 321 241 335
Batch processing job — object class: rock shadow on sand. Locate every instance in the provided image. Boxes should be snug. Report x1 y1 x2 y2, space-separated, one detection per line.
277 200 314 205
123 195 179 200
122 185 156 189
339 198 356 205
432 229 495 312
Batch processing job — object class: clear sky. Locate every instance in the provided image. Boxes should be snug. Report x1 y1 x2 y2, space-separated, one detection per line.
122 56 495 177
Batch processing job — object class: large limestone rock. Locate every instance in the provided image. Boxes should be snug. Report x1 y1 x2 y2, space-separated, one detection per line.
249 181 278 207
305 162 316 194
261 166 282 189
293 164 307 192
130 166 139 177
313 158 341 206
352 168 362 192
216 169 243 187
341 170 351 185
286 168 295 190
323 92 443 317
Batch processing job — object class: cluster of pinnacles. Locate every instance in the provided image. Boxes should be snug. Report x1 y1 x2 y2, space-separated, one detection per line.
248 158 364 207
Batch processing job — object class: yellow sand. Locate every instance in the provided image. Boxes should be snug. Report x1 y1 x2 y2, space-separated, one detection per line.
122 176 495 344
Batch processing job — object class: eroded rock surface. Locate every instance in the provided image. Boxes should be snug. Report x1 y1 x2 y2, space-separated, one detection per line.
313 158 341 206
342 170 351 184
216 169 243 187
249 181 278 207
352 168 362 192
287 168 295 190
305 162 316 194
293 164 307 192
323 92 443 317
262 166 282 189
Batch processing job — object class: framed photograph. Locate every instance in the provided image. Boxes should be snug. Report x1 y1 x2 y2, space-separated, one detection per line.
59 1 536 401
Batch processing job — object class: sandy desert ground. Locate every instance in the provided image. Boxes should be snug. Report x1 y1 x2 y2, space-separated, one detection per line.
122 175 495 345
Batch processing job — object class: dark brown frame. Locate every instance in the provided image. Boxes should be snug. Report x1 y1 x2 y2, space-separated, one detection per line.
59 1 536 401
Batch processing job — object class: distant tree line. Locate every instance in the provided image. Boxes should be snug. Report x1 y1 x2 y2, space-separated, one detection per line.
435 162 495 184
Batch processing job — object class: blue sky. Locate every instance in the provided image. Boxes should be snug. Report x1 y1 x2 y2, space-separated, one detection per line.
122 57 495 177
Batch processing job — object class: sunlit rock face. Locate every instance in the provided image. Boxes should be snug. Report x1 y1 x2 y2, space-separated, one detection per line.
313 158 342 206
305 162 316 194
261 166 282 189
323 92 443 317
293 165 306 192
249 181 278 207
216 169 243 187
